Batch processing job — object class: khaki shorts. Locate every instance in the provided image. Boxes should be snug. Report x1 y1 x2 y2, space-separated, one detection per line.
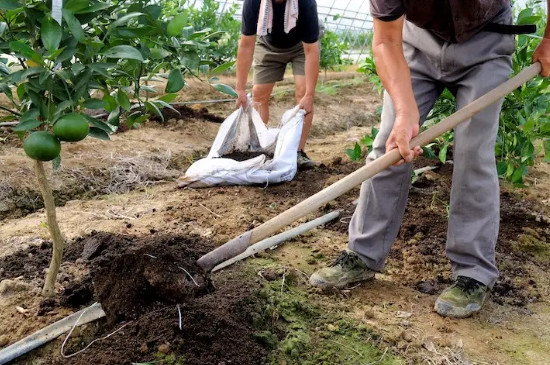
253 37 305 84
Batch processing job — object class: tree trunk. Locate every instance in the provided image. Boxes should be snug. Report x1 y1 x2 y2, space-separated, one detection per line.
34 160 65 298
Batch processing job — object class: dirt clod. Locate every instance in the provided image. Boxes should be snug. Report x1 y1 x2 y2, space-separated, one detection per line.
157 343 171 354
0 334 9 347
415 280 439 295
60 277 93 309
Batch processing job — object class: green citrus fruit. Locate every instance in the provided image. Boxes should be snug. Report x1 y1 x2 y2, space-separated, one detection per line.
23 131 61 161
53 113 89 142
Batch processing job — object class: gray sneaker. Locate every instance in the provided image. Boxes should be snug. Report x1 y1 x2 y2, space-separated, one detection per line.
309 251 375 289
297 150 316 170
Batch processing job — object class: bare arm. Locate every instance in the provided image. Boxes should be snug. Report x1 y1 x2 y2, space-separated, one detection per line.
299 41 320 113
235 35 256 108
532 0 550 77
372 16 422 163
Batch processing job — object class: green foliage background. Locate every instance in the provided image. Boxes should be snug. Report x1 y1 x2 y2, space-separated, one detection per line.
0 0 238 159
355 4 550 184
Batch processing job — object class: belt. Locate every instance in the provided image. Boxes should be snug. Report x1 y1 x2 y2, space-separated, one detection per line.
483 23 536 35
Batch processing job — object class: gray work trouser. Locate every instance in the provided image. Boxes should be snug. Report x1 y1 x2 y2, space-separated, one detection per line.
348 9 514 288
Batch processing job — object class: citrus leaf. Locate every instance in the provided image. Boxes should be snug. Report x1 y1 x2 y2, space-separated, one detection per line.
41 16 62 52
84 115 114 133
107 107 120 126
517 15 540 25
167 13 187 37
75 2 111 14
14 119 42 132
496 161 508 176
107 12 143 31
149 47 171 59
145 101 163 122
83 98 107 110
153 100 179 114
20 109 40 122
0 61 10 75
64 0 89 13
210 61 235 75
511 167 524 184
157 93 178 103
62 9 84 42
165 68 184 93
438 143 448 164
88 126 110 140
0 0 21 11
54 100 73 118
116 89 131 111
103 45 143 61
212 83 237 97
9 41 42 63
0 82 13 102
102 94 117 112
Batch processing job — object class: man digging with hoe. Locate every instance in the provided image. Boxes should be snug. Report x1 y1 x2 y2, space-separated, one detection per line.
310 0 550 318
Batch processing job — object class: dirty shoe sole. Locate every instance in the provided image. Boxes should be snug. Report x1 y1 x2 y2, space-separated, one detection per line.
309 271 375 289
434 299 482 318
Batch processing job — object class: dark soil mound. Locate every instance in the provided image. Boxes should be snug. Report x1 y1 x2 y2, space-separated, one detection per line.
222 151 274 161
1 231 269 365
92 243 211 324
0 240 83 281
56 274 267 365
54 232 268 365
150 104 224 124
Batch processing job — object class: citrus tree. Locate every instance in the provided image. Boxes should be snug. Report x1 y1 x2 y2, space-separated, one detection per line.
320 29 350 82
355 4 550 183
0 0 226 297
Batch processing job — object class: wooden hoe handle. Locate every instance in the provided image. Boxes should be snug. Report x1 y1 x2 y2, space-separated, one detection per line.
197 63 541 272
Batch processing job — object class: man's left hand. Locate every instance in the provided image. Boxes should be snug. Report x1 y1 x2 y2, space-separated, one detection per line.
299 94 314 115
533 38 550 77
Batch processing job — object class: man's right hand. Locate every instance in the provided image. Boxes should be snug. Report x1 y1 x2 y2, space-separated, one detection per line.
236 89 248 109
385 114 422 166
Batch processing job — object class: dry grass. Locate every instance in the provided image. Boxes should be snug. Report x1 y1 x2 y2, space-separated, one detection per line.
102 150 179 194
56 150 180 195
421 345 472 365
0 150 181 219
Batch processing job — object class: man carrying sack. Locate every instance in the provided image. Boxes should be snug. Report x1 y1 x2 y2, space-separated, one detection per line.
310 0 550 318
235 0 320 169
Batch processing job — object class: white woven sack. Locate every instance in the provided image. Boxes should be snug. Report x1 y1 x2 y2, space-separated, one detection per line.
178 105 304 188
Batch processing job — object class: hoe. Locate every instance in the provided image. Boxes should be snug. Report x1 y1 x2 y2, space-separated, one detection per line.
197 62 543 272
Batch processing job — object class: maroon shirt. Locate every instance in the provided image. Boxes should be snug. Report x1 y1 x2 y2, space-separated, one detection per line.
370 0 511 43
